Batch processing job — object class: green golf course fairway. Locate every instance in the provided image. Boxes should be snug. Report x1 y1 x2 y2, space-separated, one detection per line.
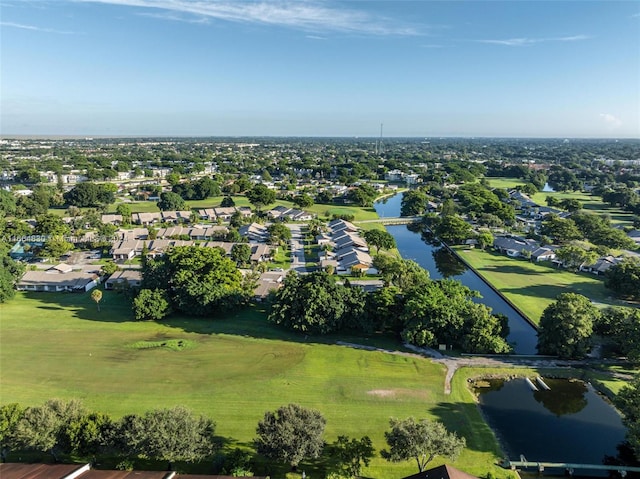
0 291 506 477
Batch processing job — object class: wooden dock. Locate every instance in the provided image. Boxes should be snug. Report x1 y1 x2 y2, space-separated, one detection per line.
503 460 640 475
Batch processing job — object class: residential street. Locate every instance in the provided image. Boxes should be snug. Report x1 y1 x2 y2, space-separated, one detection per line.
285 224 307 273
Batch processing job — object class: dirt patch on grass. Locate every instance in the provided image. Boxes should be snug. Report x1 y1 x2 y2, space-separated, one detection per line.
367 388 429 399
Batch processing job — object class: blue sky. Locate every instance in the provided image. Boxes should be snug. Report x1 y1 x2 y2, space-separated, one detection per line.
1 0 639 137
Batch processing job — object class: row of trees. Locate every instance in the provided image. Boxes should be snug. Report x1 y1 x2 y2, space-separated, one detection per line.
0 400 464 477
269 265 511 354
537 292 640 361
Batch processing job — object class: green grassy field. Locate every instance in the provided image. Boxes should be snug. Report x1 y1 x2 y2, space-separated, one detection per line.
454 247 620 323
0 291 509 478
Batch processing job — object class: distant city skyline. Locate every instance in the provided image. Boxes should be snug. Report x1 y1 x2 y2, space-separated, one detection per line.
1 0 639 138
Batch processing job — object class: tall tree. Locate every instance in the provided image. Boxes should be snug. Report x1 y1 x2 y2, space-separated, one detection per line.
230 243 251 266
119 406 215 468
157 191 186 211
268 272 365 334
605 258 640 301
91 289 103 312
255 403 326 470
246 184 276 212
381 417 465 472
142 246 248 316
363 229 396 254
132 289 172 321
537 293 598 358
13 399 85 461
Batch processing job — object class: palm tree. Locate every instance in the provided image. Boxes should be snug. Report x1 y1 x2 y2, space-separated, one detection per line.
91 289 103 312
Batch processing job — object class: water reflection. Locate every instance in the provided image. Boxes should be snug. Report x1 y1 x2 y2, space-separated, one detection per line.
477 378 626 465
433 247 468 278
533 379 588 417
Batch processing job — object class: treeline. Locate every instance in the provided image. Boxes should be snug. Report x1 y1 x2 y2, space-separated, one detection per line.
268 262 511 355
0 400 466 477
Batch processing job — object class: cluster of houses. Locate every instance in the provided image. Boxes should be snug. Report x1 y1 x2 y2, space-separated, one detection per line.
491 234 632 275
316 219 374 274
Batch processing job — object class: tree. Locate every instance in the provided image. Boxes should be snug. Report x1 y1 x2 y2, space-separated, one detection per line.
540 215 581 244
133 289 172 321
381 417 465 472
348 185 377 207
615 376 640 458
331 435 375 478
268 222 292 246
143 246 248 316
293 193 314 208
400 279 510 354
560 198 583 212
537 293 598 358
0 237 26 303
477 231 494 250
34 213 70 236
230 243 251 266
401 190 429 216
255 403 326 469
0 403 25 450
596 307 640 362
555 245 598 272
157 191 186 211
0 190 17 218
363 229 396 254
246 184 276 212
101 261 119 276
63 182 115 207
13 399 85 460
605 258 640 301
116 203 132 225
120 406 215 467
91 289 103 312
430 215 473 244
42 235 74 259
268 272 365 334
65 411 114 456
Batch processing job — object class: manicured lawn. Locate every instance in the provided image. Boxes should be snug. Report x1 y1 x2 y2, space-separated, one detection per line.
0 291 509 478
454 247 620 323
485 177 527 190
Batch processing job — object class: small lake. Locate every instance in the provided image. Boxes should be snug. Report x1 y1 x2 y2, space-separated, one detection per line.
477 378 627 471
374 194 538 354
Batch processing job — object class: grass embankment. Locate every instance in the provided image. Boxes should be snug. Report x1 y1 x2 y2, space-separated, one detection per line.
454 247 617 323
0 291 508 478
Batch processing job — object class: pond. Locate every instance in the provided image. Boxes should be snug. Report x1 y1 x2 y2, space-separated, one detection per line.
374 194 538 355
476 377 627 473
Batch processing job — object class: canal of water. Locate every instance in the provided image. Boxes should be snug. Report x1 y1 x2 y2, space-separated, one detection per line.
374 194 538 354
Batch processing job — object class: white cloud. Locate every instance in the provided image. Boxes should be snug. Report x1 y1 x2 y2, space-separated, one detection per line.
477 34 589 46
600 113 622 129
0 21 76 34
71 0 419 35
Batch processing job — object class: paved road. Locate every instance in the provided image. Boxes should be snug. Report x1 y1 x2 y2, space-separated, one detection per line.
285 224 307 273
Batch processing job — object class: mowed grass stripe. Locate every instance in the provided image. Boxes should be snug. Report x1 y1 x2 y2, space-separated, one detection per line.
1 291 506 477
